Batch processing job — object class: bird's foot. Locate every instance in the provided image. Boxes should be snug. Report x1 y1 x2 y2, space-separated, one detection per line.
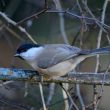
39 75 44 83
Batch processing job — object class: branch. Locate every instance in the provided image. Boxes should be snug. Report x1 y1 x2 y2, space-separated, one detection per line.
53 1 69 109
94 0 109 109
0 68 110 85
46 10 110 30
16 0 48 25
53 0 69 44
16 9 47 25
0 11 36 43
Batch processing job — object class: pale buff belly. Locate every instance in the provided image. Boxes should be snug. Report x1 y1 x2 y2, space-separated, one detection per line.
29 57 86 78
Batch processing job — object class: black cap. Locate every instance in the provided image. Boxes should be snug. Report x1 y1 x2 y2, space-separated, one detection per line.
16 43 43 54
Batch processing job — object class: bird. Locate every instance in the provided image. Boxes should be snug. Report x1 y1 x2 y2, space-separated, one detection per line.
14 43 110 78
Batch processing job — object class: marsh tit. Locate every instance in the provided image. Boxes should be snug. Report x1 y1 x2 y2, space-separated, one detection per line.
14 43 110 78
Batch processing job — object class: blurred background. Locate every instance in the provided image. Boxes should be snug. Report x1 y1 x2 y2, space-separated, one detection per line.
0 0 110 110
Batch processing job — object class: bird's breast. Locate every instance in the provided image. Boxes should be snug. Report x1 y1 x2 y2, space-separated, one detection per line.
28 56 86 78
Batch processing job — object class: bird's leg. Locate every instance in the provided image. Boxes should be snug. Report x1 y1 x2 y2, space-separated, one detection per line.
28 73 36 79
40 74 44 83
27 71 44 83
36 72 48 83
34 71 44 83
28 70 51 83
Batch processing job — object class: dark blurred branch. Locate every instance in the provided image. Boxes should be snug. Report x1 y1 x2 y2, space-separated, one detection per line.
45 0 48 9
93 0 109 109
0 96 30 110
82 0 107 33
0 68 110 85
17 0 48 25
53 0 69 44
17 8 47 25
46 10 110 30
0 94 34 110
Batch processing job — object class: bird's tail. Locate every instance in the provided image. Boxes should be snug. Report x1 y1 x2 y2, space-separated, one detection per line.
79 46 110 57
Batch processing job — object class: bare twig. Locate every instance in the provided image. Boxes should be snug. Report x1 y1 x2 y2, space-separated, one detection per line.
39 83 47 110
0 12 36 43
95 63 110 109
46 10 110 30
93 0 109 109
17 0 48 25
95 0 109 72
62 83 69 110
60 84 79 110
76 0 87 32
71 29 80 45
45 0 48 9
0 11 46 110
53 1 69 109
46 83 55 105
17 9 47 25
24 82 28 97
106 35 110 44
76 84 85 110
85 63 110 109
0 96 29 110
73 1 86 109
82 0 108 33
53 0 69 44
0 81 14 87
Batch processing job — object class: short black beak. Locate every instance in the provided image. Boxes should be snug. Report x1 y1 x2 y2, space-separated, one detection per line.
14 54 24 60
14 54 19 57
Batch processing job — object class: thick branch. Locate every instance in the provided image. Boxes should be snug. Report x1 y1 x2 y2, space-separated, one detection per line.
0 68 110 85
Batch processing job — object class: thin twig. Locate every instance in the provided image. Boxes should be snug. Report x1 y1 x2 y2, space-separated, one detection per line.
106 35 110 44
60 84 79 110
85 63 110 109
45 0 48 9
76 0 87 32
39 83 47 110
53 1 69 110
53 0 69 44
82 0 108 33
95 63 110 109
17 9 47 25
24 82 28 97
46 10 110 30
0 96 29 110
17 0 48 25
76 84 85 110
0 12 36 43
74 2 86 109
15 0 48 106
62 83 69 110
93 0 109 109
46 83 55 105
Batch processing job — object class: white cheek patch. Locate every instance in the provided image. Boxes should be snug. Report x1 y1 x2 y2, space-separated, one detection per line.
20 47 44 61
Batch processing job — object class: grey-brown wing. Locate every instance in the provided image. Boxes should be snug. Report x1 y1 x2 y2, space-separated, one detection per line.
37 44 81 69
